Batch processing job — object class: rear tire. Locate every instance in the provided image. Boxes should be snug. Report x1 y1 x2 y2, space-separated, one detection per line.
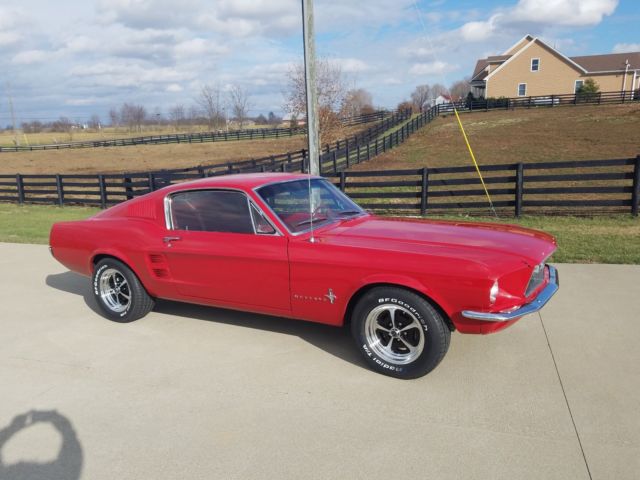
92 258 154 323
351 287 450 379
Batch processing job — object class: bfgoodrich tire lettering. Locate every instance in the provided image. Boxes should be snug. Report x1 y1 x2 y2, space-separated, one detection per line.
92 258 155 323
351 287 450 379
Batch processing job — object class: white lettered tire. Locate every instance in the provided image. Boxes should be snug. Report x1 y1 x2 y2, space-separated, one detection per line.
92 258 155 323
351 287 450 379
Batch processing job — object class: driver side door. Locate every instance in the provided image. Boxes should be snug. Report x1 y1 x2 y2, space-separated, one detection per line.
161 189 290 314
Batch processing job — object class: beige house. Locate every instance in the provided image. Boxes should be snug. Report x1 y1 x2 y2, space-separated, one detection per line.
470 34 640 98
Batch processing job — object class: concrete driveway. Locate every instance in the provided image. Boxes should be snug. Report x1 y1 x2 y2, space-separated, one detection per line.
0 242 638 480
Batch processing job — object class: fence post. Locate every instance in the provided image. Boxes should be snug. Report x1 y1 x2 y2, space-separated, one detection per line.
55 174 64 206
124 175 133 200
147 173 155 192
198 166 205 178
357 145 361 164
420 168 429 216
515 163 524 217
345 143 350 168
632 155 640 217
339 171 346 191
99 175 107 209
332 151 337 173
301 149 307 173
16 174 24 204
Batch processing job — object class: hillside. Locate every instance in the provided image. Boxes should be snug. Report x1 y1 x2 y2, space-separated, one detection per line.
350 104 640 171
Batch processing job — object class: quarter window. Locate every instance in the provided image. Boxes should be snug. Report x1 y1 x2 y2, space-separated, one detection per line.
518 83 527 96
531 58 540 71
169 190 254 234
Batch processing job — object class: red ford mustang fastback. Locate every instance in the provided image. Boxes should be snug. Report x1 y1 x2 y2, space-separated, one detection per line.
50 173 559 379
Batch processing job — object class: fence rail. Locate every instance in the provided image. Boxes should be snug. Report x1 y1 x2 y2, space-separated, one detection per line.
0 109 393 153
439 89 639 114
325 156 640 216
1 156 638 216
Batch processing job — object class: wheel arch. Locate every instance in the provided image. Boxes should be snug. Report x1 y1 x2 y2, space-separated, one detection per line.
90 251 152 293
342 282 456 332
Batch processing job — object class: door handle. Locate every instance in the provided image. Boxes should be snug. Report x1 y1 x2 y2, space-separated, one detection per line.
163 236 182 243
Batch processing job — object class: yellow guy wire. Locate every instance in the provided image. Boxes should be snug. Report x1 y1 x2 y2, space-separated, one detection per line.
452 107 497 216
411 0 497 217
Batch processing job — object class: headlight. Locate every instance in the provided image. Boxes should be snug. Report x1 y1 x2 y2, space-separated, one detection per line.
490 280 499 304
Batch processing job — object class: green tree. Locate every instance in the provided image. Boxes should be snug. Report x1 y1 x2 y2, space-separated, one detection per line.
577 78 599 94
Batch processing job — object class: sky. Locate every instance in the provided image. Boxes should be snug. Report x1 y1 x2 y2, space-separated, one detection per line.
0 0 638 125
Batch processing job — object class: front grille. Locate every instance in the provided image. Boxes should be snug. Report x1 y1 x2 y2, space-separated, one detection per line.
525 263 546 297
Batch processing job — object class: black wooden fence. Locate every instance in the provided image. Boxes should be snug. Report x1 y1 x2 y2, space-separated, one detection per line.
0 126 307 153
0 109 392 153
440 89 639 114
326 156 640 217
2 156 638 216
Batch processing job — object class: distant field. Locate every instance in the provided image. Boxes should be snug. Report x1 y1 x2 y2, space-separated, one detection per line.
0 124 288 147
0 123 375 175
351 104 640 170
0 136 308 174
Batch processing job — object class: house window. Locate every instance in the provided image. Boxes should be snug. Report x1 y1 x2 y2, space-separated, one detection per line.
531 58 540 71
518 83 527 96
574 80 584 93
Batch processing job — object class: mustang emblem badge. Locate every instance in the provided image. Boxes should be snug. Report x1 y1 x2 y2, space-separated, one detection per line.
325 288 337 304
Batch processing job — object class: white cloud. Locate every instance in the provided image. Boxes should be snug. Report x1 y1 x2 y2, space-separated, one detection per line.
457 0 618 42
12 49 48 65
166 83 183 92
334 58 370 73
612 43 640 54
408 61 457 76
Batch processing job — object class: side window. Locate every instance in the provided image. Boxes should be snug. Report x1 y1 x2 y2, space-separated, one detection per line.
170 190 254 234
250 203 276 235
531 58 540 71
574 80 584 93
517 83 527 96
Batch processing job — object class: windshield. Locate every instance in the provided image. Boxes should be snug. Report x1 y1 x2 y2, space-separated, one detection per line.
256 178 365 234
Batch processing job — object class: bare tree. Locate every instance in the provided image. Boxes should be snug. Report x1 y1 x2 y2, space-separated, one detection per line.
228 85 252 129
108 108 119 127
283 57 348 141
88 114 101 130
341 88 374 117
430 83 448 99
120 103 146 132
410 85 431 111
168 104 186 130
197 84 225 130
449 78 471 101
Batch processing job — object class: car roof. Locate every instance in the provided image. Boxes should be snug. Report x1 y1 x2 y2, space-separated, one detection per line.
161 172 318 193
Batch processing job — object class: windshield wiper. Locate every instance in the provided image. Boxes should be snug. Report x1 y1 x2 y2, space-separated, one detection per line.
336 210 363 217
295 215 328 227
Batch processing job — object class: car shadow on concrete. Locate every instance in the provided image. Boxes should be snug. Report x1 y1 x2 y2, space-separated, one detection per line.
0 410 83 480
45 271 367 371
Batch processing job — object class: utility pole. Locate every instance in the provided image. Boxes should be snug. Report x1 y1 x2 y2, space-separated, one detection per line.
302 0 320 175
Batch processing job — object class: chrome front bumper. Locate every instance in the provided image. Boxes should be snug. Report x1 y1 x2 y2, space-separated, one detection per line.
461 265 559 322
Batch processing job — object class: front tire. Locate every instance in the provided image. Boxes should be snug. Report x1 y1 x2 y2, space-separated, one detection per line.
92 258 155 323
351 287 450 379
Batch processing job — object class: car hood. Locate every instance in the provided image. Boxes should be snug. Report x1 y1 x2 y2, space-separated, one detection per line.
317 215 556 267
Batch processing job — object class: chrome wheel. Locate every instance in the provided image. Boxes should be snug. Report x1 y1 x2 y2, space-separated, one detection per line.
364 304 425 365
98 268 131 313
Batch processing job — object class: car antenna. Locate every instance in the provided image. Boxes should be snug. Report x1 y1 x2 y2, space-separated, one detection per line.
308 166 315 243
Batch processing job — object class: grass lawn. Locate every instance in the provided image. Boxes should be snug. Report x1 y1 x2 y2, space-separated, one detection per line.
1 203 638 264
0 203 99 244
430 214 640 264
351 103 640 171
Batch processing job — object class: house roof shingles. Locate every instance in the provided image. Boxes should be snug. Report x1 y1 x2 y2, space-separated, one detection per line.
570 52 640 72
